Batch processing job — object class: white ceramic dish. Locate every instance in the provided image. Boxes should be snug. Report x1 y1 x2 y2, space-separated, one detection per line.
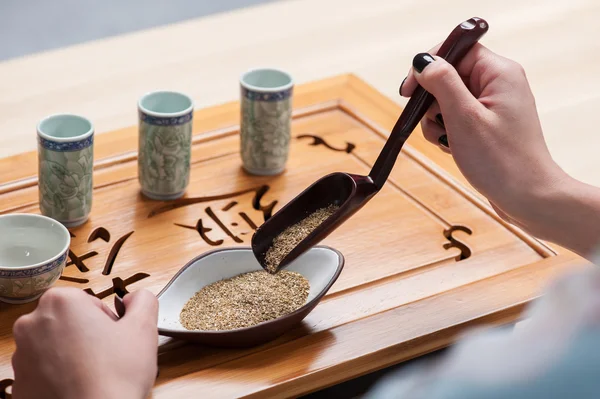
156 245 344 347
0 213 70 304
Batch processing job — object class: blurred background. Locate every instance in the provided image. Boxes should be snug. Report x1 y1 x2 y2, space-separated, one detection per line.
0 0 598 187
0 0 278 61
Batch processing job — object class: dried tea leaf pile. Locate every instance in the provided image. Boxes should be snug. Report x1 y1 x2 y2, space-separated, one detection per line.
180 270 310 331
265 204 339 273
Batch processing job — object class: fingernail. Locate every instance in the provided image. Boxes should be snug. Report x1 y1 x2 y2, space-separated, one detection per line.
438 135 449 148
435 113 445 128
413 53 435 73
399 77 407 96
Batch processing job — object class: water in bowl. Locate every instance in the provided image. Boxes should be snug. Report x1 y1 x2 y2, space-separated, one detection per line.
0 244 51 267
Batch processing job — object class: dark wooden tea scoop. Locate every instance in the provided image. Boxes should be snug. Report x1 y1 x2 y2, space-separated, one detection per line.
251 17 489 273
113 285 127 318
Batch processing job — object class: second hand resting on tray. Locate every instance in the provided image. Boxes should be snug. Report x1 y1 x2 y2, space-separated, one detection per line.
9 42 600 399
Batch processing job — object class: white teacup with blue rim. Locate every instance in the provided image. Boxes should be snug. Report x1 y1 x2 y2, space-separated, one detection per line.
0 214 70 304
138 91 194 201
240 68 294 176
37 113 94 227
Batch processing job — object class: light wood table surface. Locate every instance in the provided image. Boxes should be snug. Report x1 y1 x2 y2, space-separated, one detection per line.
1 0 599 185
0 0 595 396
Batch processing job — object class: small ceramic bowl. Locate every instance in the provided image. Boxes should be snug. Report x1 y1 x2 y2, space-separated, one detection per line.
157 246 344 347
0 214 70 304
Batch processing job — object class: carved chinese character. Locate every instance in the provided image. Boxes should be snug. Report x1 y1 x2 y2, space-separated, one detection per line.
297 134 356 154
443 225 473 261
87 226 110 242
148 184 276 220
61 228 134 283
0 378 13 399
150 185 276 247
84 273 150 300
98 231 134 276
175 202 260 246
65 249 96 273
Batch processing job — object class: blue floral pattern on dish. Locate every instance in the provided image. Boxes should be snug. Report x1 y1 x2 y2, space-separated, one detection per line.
0 251 67 278
38 135 93 152
139 111 193 126
242 87 293 102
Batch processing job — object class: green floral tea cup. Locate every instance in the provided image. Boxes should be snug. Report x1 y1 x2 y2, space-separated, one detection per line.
138 91 194 201
37 114 94 227
240 68 293 176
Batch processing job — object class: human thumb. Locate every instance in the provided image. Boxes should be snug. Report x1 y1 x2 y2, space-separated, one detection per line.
121 289 159 328
412 52 482 118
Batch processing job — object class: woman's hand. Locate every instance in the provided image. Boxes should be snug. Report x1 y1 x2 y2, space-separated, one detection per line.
401 43 565 226
401 43 600 258
11 287 158 399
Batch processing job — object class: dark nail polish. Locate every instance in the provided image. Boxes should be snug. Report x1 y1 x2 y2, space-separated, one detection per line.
438 135 449 148
399 77 407 96
435 113 445 128
413 52 435 73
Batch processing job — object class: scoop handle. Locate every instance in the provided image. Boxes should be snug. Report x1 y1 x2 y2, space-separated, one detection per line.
114 292 126 318
369 17 489 189
113 285 127 318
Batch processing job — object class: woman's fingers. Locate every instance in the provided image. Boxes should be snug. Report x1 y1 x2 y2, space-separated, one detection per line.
424 100 442 125
421 117 450 154
400 42 496 98
400 43 442 97
406 92 447 152
412 54 484 122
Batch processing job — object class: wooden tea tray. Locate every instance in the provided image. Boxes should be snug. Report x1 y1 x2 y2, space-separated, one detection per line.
0 75 583 398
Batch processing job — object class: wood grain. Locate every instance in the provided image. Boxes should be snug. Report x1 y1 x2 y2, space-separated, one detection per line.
0 75 582 398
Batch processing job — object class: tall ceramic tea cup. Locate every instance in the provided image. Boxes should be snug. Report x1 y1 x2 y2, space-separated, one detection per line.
240 68 294 175
138 91 194 200
37 114 94 227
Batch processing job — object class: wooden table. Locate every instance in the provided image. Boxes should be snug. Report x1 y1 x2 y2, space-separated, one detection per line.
0 1 596 396
0 75 584 398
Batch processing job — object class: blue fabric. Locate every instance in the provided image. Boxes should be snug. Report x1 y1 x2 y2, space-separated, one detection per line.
366 328 600 398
